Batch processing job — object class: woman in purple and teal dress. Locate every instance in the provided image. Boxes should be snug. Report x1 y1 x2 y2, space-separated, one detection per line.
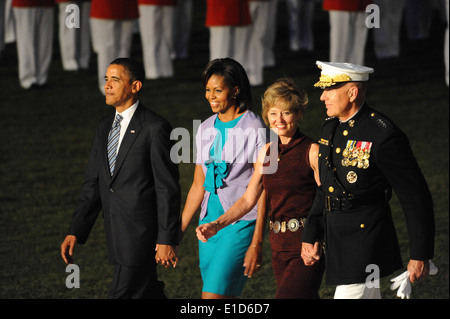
180 58 267 299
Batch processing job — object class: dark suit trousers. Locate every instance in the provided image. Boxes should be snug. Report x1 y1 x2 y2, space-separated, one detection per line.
108 263 166 299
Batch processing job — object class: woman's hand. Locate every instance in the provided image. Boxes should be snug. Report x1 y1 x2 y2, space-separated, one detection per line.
195 222 218 242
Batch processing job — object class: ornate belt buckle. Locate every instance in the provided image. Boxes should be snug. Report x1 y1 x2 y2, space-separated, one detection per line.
273 221 281 233
287 218 300 232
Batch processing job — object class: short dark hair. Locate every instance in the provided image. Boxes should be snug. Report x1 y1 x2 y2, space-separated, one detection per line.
110 57 145 85
201 58 252 112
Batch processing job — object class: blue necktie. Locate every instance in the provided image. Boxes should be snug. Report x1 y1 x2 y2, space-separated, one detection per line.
107 114 123 176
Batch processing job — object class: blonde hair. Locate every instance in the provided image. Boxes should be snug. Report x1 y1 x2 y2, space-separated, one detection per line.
261 78 308 127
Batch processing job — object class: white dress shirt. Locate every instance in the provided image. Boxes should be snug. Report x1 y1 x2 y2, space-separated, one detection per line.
114 101 139 152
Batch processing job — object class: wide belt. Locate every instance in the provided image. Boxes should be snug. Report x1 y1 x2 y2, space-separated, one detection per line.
269 218 306 234
325 190 388 211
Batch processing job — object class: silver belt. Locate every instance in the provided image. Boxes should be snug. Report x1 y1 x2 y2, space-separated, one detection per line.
269 218 306 233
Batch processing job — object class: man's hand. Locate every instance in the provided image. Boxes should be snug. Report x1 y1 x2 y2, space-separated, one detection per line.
61 235 77 264
155 244 178 268
407 259 430 283
301 241 321 266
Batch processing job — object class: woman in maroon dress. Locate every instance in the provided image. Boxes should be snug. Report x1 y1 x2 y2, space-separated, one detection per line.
196 78 325 298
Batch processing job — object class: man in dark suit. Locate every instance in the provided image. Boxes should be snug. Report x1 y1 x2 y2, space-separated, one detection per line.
61 57 181 299
301 61 435 298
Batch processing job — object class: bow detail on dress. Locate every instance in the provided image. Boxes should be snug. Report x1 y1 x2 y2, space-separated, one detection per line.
203 158 229 194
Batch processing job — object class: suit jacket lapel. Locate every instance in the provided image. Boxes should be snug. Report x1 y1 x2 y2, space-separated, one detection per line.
110 103 144 183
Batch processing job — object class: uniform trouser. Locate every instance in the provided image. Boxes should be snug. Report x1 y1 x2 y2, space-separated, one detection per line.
108 263 166 299
247 1 271 86
372 0 405 59
334 282 381 299
209 26 250 73
58 2 91 71
90 18 135 94
328 10 368 66
138 5 175 79
13 7 54 89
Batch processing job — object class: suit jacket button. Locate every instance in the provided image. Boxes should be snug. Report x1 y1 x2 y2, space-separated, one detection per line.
110 188 114 193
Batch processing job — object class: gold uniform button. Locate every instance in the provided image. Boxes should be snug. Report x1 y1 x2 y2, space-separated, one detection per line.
318 153 322 157
336 147 341 154
343 130 348 136
328 186 334 193
371 113 375 117
360 224 365 229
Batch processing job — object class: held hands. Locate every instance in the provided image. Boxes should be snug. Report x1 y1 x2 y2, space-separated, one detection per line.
196 221 219 243
301 241 321 266
155 244 179 268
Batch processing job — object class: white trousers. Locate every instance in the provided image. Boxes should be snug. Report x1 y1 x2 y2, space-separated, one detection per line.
13 7 54 89
329 10 368 65
209 26 250 72
58 2 91 71
90 18 136 94
372 0 406 59
139 5 175 79
334 283 381 299
247 1 271 86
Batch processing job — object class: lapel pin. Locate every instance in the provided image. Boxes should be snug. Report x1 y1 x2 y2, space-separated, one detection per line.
130 130 135 134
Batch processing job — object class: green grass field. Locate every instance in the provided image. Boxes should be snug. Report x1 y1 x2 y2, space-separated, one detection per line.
0 2 448 299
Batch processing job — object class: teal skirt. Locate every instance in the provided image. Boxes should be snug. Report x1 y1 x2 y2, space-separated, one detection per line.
199 193 255 297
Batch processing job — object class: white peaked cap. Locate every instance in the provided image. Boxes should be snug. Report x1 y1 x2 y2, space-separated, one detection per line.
314 61 374 88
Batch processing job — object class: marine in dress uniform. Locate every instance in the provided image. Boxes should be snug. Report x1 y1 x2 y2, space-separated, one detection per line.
323 0 370 65
57 0 91 71
301 61 435 299
138 0 176 79
12 0 55 89
89 0 139 94
205 0 252 76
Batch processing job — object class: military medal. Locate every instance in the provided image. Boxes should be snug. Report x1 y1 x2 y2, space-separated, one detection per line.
342 140 372 169
347 171 358 183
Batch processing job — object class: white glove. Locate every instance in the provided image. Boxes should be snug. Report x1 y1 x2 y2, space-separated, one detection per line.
390 260 438 299
390 270 411 299
429 260 438 275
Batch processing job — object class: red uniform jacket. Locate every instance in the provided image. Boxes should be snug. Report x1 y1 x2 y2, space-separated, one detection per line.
90 0 139 19
323 0 371 12
138 0 177 5
205 0 251 27
12 0 55 7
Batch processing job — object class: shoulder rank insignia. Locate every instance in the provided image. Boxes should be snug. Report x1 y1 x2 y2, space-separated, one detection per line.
370 112 391 130
341 140 372 169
